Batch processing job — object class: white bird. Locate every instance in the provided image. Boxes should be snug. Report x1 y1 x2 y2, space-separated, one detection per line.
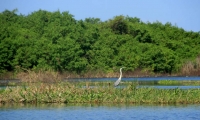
114 67 125 86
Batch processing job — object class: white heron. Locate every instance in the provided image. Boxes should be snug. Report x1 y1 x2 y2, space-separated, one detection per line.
114 67 125 86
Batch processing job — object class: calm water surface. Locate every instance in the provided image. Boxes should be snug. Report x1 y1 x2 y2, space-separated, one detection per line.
1 76 200 89
0 103 200 120
1 77 200 120
68 76 200 89
68 76 200 81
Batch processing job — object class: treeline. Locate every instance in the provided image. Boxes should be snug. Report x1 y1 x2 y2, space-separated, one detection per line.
0 9 200 75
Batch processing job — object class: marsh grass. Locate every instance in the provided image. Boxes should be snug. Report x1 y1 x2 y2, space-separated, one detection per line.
181 57 200 76
0 81 200 104
157 80 200 86
158 80 180 85
16 70 62 83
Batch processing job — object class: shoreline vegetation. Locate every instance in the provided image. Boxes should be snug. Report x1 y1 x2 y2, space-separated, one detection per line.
0 71 200 104
1 82 200 104
1 9 200 104
0 66 200 81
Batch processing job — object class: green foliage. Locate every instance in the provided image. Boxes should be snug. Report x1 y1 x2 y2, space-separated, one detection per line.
1 82 200 104
0 9 200 74
108 15 128 34
140 46 180 73
157 80 180 85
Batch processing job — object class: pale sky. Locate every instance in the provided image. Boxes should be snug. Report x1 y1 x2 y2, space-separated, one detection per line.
0 0 200 32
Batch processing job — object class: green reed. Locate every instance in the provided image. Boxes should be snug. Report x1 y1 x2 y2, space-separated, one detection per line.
157 80 200 86
0 81 200 104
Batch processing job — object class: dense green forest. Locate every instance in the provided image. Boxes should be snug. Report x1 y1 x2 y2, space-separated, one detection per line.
0 9 200 76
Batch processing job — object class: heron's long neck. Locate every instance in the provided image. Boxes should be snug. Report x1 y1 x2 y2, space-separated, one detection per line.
119 69 122 78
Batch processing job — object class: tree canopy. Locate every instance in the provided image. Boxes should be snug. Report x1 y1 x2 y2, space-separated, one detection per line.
0 9 200 75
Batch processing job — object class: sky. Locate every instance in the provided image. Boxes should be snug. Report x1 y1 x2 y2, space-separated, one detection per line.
0 0 200 32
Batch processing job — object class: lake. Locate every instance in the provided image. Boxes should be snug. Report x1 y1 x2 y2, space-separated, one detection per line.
0 103 200 120
1 76 200 89
65 76 200 84
66 76 200 89
1 76 200 119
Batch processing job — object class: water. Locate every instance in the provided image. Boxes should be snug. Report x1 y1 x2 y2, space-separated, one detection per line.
1 76 200 89
67 76 200 89
1 77 200 119
67 76 200 81
0 103 200 120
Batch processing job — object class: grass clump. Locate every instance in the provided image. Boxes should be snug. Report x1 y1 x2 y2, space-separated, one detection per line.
158 80 180 85
157 80 200 86
0 82 200 104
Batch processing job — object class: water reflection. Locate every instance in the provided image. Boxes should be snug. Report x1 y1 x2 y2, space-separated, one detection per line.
0 103 200 120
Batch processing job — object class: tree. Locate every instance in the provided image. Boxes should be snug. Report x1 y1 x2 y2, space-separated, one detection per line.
0 9 200 75
108 15 128 34
140 46 180 73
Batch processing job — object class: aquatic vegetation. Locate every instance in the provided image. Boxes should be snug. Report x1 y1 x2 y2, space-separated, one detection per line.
0 89 5 94
0 82 200 104
157 80 200 86
157 80 180 85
